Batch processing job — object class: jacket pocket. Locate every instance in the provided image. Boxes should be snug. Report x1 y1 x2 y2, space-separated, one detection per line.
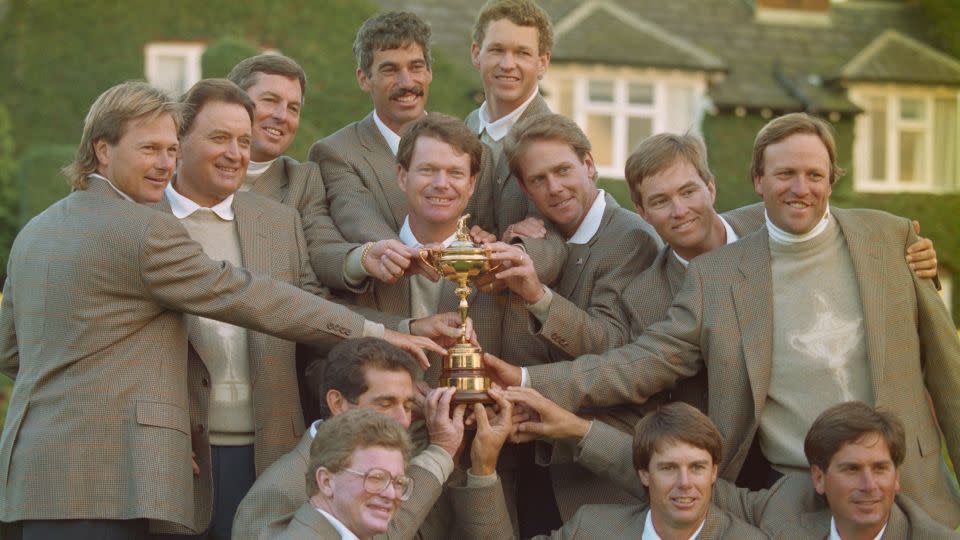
137 400 191 436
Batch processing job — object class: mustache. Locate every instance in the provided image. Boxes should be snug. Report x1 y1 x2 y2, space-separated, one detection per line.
390 86 424 100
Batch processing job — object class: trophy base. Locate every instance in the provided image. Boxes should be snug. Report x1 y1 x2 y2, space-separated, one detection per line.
441 342 493 405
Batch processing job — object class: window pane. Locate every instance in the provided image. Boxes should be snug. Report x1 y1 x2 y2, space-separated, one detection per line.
665 84 693 133
156 55 187 95
628 82 653 105
586 114 613 167
900 97 925 121
869 97 887 181
898 130 925 183
552 79 574 118
933 98 958 190
588 80 614 103
627 116 653 155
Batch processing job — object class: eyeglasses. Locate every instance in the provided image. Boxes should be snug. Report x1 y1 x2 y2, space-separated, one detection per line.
342 467 414 501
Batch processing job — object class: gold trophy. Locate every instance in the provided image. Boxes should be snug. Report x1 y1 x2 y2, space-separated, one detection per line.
419 214 498 404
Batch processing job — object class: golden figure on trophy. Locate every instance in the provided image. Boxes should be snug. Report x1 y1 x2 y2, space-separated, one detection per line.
419 214 499 404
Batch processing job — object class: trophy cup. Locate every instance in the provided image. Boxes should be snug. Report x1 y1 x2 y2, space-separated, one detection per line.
419 214 499 404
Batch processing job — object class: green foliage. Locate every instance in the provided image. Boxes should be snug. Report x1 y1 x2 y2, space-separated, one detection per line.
16 144 74 226
0 0 480 161
917 0 960 57
201 37 260 84
0 105 18 283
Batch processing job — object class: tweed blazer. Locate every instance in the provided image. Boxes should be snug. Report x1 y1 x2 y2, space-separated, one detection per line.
575 429 957 540
534 193 661 360
616 202 766 413
247 155 362 293
711 473 959 540
466 94 552 234
0 177 373 531
158 190 323 476
350 271 507 385
529 207 960 527
309 112 406 242
533 504 765 540
276 502 340 540
232 428 450 540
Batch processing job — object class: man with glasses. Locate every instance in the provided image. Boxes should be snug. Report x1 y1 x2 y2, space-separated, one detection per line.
280 408 413 539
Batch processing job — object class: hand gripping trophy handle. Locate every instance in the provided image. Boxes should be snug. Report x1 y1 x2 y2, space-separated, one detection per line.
417 214 496 404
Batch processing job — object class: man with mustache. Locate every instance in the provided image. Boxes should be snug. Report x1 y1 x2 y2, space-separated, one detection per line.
308 12 445 288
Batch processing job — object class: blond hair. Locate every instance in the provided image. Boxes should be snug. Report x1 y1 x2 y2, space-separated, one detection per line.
473 0 553 55
64 81 181 190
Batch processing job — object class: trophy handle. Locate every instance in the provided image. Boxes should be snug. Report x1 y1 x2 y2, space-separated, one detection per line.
418 248 437 271
483 246 503 274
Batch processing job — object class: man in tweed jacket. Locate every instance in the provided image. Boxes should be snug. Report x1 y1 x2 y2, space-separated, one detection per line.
233 338 468 540
0 82 440 540
481 113 661 521
283 408 414 540
450 400 765 539
489 113 960 528
226 54 355 292
571 399 958 539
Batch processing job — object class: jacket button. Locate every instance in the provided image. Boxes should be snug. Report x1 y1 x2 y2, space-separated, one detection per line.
201 378 209 388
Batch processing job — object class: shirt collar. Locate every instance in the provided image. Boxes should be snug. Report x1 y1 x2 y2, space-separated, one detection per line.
399 216 458 249
164 181 235 220
566 189 606 245
308 419 323 439
765 205 831 245
314 508 360 540
829 516 886 540
373 109 402 156
642 509 706 540
246 158 277 178
89 173 135 202
476 89 539 142
672 214 738 268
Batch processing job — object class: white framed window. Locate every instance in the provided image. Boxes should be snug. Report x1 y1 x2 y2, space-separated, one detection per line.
543 65 707 179
851 85 960 193
144 42 205 97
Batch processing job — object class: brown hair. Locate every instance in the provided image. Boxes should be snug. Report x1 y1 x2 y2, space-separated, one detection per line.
64 81 181 190
312 337 420 419
396 114 483 176
804 401 906 471
751 112 844 185
473 0 554 56
354 12 432 77
179 79 255 138
504 113 593 182
625 133 715 209
305 408 412 497
633 402 723 471
227 53 307 98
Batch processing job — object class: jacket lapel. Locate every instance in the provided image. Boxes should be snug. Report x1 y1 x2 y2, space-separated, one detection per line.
359 113 406 230
731 230 775 419
249 158 288 202
832 208 885 400
798 509 833 540
233 194 269 275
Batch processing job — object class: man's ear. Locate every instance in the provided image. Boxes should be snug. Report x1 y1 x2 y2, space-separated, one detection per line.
94 139 110 169
357 67 372 93
638 469 651 488
584 151 597 183
397 164 408 192
327 390 348 416
470 42 481 70
316 466 335 497
810 465 826 495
